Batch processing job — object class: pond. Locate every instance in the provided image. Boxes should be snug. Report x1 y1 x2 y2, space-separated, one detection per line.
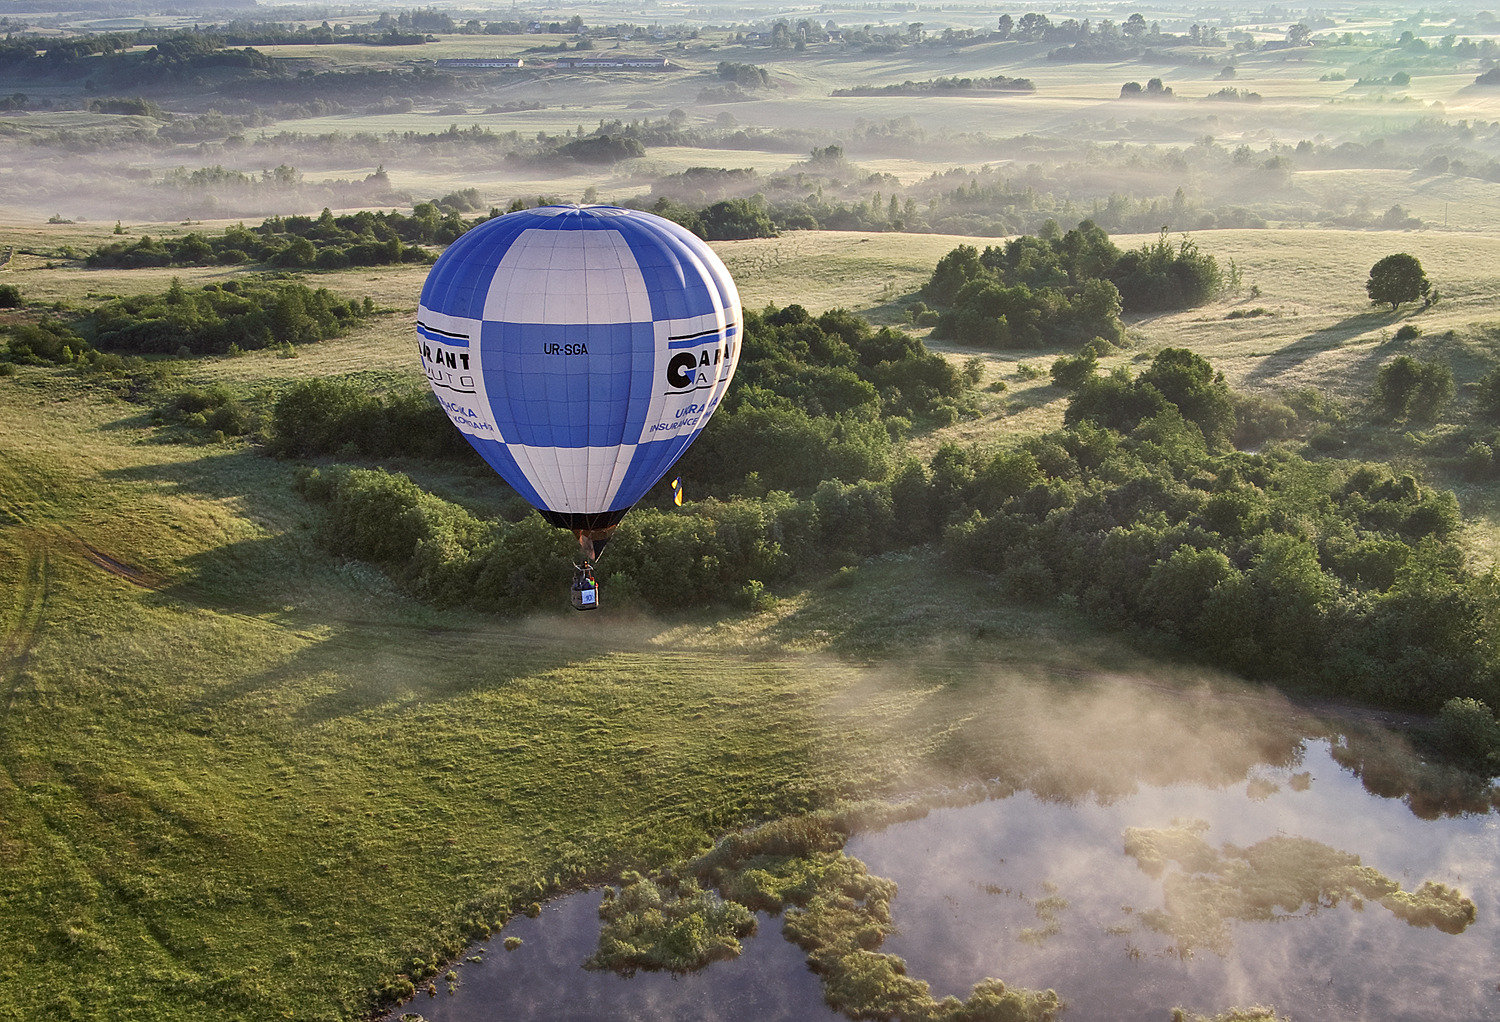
392 736 1499 1022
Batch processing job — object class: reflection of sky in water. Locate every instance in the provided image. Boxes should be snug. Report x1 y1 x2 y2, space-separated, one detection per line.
385 893 837 1022
395 740 1499 1022
848 740 1500 1022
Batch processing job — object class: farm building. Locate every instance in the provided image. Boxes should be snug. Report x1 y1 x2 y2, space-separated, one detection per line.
551 55 670 69
436 57 524 69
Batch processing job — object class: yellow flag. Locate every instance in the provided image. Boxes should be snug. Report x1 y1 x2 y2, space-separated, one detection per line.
671 477 683 506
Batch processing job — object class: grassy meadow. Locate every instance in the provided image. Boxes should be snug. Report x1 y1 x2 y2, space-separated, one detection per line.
5 8 1500 1019
0 343 1187 1021
6 212 1500 1017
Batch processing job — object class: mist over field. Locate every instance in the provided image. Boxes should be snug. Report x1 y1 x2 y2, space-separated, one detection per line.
4 2 1500 1021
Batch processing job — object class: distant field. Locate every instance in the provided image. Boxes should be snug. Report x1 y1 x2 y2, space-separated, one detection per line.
10 223 1498 403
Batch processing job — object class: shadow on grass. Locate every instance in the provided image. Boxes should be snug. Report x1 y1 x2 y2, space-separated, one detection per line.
757 549 1116 665
96 444 607 724
191 608 590 728
1241 309 1397 387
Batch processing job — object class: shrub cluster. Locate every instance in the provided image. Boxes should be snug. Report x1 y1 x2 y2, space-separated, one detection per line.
89 277 373 355
923 223 1228 348
716 61 772 88
85 205 462 270
940 354 1492 713
648 197 778 240
270 305 973 499
267 378 474 461
1374 355 1452 422
155 383 257 438
674 305 974 494
297 466 890 612
295 332 1500 715
1432 697 1500 771
1 320 88 364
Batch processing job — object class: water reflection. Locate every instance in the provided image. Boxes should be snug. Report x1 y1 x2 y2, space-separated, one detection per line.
388 892 836 1022
395 740 1499 1022
850 742 1498 1022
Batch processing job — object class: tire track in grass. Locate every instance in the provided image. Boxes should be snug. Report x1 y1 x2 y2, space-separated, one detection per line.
0 533 205 980
74 535 163 590
0 533 48 716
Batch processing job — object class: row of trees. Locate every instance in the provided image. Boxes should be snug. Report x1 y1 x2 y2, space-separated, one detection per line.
85 202 478 270
833 75 1035 96
292 341 1499 714
2 278 373 359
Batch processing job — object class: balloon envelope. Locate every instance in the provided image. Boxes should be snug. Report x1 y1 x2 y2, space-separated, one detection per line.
416 205 741 530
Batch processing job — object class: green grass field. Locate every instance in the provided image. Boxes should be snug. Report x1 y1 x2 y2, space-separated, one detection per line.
5 220 1499 1016
1 349 1194 1020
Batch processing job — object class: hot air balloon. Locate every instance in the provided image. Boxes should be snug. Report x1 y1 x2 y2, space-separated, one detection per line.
416 205 741 609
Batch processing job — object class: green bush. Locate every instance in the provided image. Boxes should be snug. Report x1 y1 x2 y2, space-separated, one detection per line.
1109 230 1225 312
2 320 85 364
1463 442 1494 480
1049 351 1098 391
1434 697 1500 772
157 383 257 437
87 278 372 356
268 379 472 461
1373 356 1452 422
1474 366 1500 420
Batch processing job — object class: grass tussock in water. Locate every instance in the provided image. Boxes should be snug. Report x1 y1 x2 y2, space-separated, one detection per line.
1171 1007 1292 1022
587 813 1062 1022
1380 880 1479 933
586 870 756 975
1124 822 1476 953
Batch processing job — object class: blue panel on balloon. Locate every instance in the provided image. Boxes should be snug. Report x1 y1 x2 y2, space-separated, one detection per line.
416 206 741 520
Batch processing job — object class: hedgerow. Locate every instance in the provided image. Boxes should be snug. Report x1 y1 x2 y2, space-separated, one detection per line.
297 344 1499 716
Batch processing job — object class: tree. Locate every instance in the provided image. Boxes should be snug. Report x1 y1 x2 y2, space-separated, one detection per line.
1374 355 1453 422
1015 12 1051 40
698 198 776 240
1286 22 1311 46
1138 347 1236 447
1366 253 1430 311
996 14 1013 39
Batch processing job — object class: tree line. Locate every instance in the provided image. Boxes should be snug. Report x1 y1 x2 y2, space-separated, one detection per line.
84 203 475 270
276 294 1500 722
1 277 373 360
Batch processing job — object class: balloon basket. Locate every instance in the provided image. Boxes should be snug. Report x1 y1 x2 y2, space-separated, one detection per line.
571 563 599 612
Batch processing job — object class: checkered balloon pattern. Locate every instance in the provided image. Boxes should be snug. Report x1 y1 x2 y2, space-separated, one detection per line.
416 205 741 528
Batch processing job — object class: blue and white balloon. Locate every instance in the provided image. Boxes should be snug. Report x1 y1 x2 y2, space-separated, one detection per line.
416 205 741 533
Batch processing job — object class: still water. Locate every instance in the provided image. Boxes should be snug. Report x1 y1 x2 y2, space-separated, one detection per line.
397 739 1498 1022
